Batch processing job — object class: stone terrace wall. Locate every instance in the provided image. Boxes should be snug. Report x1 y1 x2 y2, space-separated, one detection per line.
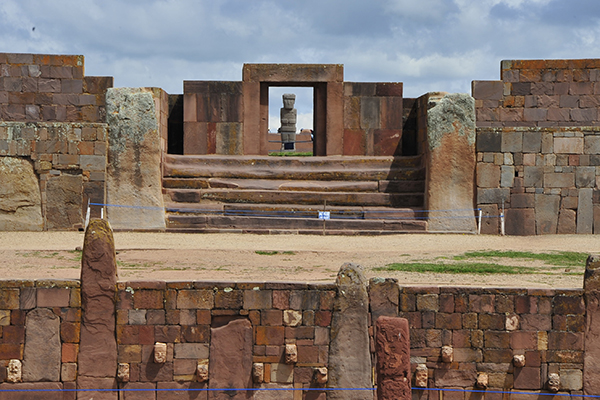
477 126 600 235
473 59 600 128
0 53 112 123
0 122 108 230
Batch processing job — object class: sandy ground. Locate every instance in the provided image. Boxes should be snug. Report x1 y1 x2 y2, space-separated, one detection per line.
0 232 598 288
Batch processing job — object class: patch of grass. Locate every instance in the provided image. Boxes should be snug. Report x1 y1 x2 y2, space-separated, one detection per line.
255 250 296 256
375 262 533 275
268 152 313 157
455 250 588 267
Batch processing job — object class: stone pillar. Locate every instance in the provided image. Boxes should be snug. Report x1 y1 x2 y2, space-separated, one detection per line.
328 263 373 399
208 319 253 399
77 219 118 399
375 317 411 400
584 254 600 395
425 92 477 233
105 87 166 230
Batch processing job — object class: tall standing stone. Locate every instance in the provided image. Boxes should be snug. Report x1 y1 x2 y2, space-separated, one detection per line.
584 255 600 395
425 92 477 232
77 219 118 399
106 88 166 230
328 263 373 399
0 157 43 231
208 319 253 399
375 317 411 400
22 308 61 382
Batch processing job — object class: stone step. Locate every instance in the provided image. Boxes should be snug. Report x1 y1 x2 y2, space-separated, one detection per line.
164 189 424 208
165 202 426 220
166 214 427 233
164 154 424 181
162 178 425 193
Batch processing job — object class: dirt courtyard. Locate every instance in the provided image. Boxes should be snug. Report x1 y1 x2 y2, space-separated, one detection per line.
0 231 599 288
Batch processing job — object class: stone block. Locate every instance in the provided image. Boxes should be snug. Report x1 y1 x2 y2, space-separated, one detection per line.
477 130 502 152
502 130 523 152
555 137 584 154
256 326 284 346
283 310 302 327
244 290 272 310
522 131 542 152
514 367 541 389
46 174 83 230
505 208 536 235
373 129 402 156
478 204 500 234
477 163 500 188
477 188 510 204
558 209 577 234
576 166 596 188
472 81 503 100
0 157 43 231
37 288 70 307
434 369 476 387
177 290 213 309
511 193 535 208
501 165 515 187
375 317 411 399
369 278 399 321
523 166 544 187
585 136 600 154
544 172 574 188
174 343 209 359
22 308 61 382
343 129 366 155
535 194 560 234
578 188 593 234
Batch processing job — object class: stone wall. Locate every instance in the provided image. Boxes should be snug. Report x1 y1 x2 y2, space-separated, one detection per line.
0 53 112 123
0 122 108 230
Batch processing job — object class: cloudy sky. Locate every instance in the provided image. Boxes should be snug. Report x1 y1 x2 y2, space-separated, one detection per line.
2 0 600 130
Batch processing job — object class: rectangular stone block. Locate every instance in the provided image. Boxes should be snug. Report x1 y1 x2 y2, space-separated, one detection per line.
522 131 542 152
535 194 559 234
477 163 500 188
505 208 536 235
174 343 209 359
477 188 510 205
555 137 583 154
501 165 515 188
585 135 600 154
244 290 272 310
477 130 502 152
502 131 523 153
472 81 503 100
577 188 593 234
544 172 574 188
177 290 213 309
558 208 577 234
576 166 595 188
478 204 500 234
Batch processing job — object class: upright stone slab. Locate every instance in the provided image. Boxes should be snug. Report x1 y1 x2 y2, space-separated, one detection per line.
425 93 477 232
0 157 43 231
77 219 118 399
208 318 253 399
328 263 373 399
375 317 411 400
584 255 600 395
22 308 61 382
368 278 399 322
106 88 166 230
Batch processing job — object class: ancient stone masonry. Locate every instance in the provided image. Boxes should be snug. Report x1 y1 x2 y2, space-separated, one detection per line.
474 59 600 234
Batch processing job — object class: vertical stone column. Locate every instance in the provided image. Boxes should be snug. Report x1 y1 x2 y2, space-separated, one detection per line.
77 219 118 399
584 254 600 395
425 92 477 233
105 87 166 230
375 317 411 400
328 263 373 399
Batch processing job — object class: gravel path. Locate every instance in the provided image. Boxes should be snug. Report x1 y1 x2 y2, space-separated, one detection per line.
0 232 598 288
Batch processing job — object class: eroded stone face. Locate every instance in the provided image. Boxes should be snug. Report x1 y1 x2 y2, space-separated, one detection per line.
415 364 428 388
513 354 526 368
441 346 454 363
197 359 209 382
154 342 167 364
476 372 488 388
285 344 298 364
117 363 130 382
253 363 264 383
7 359 22 383
548 373 560 392
506 314 519 331
313 367 328 386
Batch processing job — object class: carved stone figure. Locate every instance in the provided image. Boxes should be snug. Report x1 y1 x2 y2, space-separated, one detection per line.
279 93 297 150
197 359 209 382
547 373 560 392
414 364 428 388
154 342 167 364
441 346 453 363
285 343 298 364
313 367 328 386
117 363 130 382
7 359 22 383
476 372 489 388
252 362 264 383
513 354 526 368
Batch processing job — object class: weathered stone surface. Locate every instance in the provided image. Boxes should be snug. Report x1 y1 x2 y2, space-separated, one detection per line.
585 255 600 395
285 344 297 364
500 165 515 188
328 263 372 399
283 310 302 327
253 363 264 383
117 363 130 382
0 382 64 400
375 317 410 400
476 129 502 152
434 369 476 387
208 318 253 399
513 354 526 368
78 219 118 390
77 376 118 400
441 346 454 363
368 278 399 322
414 364 428 388
253 383 294 400
46 174 83 230
426 93 476 232
578 188 593 234
0 157 43 231
535 194 559 234
547 372 560 392
479 204 500 234
477 163 500 188
313 367 328 386
558 209 577 234
197 359 209 382
106 87 166 230
22 308 61 382
477 188 510 205
505 208 536 236
154 342 167 364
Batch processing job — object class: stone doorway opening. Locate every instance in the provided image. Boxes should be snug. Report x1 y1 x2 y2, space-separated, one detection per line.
268 86 314 155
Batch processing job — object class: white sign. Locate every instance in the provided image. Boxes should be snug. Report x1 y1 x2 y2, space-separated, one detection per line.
318 211 331 220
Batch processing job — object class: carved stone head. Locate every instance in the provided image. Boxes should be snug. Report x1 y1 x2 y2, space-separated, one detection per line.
283 93 296 109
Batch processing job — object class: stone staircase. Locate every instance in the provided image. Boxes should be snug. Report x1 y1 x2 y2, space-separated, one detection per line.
162 154 427 234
